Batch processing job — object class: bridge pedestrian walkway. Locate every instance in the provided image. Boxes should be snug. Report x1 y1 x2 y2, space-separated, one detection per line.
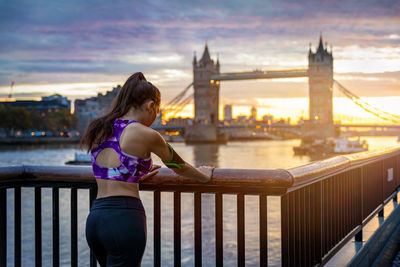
325 190 400 266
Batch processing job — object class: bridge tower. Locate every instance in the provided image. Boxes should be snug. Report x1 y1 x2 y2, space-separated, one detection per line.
307 35 335 139
185 44 221 142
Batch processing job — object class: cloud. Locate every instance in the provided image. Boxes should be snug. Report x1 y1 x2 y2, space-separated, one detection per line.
0 0 398 101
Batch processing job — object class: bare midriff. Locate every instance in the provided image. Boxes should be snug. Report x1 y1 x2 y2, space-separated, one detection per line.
95 178 141 199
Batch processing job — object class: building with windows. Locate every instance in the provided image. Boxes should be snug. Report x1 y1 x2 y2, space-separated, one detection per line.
250 106 257 121
74 85 121 134
262 114 274 124
0 93 71 116
223 104 232 121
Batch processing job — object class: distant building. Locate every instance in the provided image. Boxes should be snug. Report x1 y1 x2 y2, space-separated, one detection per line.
166 117 193 126
223 105 232 121
262 114 274 124
250 106 257 121
74 85 121 134
236 115 248 124
41 94 71 109
0 93 71 116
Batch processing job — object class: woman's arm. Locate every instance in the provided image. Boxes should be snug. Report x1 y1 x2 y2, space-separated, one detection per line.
172 162 213 183
148 130 212 183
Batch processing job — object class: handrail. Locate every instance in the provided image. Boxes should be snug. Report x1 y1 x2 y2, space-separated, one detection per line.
0 165 293 195
2 145 399 192
287 145 400 190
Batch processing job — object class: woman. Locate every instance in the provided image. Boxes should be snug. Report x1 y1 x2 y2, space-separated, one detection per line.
80 72 213 267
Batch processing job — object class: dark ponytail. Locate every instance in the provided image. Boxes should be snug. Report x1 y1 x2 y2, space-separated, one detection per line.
79 72 161 152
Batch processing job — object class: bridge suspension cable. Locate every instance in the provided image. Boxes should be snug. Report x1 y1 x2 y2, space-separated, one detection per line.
161 82 194 117
333 80 400 123
170 93 194 117
163 83 193 110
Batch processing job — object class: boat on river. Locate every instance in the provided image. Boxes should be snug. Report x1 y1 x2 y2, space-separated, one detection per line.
293 137 369 155
293 138 335 155
65 152 91 165
333 137 368 154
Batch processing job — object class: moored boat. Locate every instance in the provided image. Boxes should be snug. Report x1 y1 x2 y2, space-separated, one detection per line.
293 138 335 155
65 152 91 165
333 137 368 154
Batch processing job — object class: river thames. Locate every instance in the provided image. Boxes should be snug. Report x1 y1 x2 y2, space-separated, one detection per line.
2 136 398 266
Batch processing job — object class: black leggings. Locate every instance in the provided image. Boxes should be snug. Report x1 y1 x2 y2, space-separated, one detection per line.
85 195 147 267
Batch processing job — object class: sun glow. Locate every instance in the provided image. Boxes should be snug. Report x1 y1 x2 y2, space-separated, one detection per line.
164 97 400 125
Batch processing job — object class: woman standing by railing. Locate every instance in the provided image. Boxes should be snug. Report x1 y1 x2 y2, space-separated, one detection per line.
80 72 213 267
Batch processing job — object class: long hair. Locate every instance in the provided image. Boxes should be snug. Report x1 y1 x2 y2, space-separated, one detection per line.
80 72 161 152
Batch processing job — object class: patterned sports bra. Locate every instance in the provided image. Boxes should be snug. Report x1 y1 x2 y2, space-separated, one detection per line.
90 118 153 183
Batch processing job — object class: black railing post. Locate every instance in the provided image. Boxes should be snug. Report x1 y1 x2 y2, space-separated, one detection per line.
281 194 289 267
259 194 267 267
194 192 202 267
237 194 245 266
355 229 363 242
71 188 78 267
215 193 223 267
35 187 42 267
316 181 323 264
0 188 6 267
379 208 384 217
359 166 364 239
14 187 21 267
154 190 161 267
52 187 60 267
173 191 181 267
380 160 385 217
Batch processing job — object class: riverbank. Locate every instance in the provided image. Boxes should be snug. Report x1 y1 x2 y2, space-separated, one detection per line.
0 137 81 145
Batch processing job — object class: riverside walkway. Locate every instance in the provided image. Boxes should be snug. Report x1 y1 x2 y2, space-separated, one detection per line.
1 145 400 266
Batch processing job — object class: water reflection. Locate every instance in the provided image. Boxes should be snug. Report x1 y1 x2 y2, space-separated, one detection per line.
191 143 220 167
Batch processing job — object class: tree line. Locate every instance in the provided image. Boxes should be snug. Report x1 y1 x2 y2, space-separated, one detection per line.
0 105 78 136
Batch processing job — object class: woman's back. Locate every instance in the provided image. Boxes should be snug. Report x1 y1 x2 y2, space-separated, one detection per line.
92 118 154 199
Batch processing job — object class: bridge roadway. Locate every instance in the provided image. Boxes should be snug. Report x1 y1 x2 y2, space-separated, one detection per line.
211 69 309 81
152 123 400 131
152 123 299 131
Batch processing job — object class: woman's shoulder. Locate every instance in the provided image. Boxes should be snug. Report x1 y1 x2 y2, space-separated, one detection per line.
124 122 156 133
122 122 160 143
119 123 160 157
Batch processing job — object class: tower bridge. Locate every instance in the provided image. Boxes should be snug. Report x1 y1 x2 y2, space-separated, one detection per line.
184 35 334 142
163 35 400 142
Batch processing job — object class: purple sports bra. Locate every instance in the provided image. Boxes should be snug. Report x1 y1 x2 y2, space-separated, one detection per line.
90 118 153 183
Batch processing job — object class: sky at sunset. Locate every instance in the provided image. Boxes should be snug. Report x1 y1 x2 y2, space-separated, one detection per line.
0 0 399 121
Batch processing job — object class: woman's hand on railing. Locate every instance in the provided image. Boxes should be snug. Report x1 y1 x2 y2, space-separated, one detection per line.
140 164 161 181
196 166 214 183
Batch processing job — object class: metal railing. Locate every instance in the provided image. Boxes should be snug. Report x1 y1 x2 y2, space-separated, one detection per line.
1 145 399 267
283 146 400 266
